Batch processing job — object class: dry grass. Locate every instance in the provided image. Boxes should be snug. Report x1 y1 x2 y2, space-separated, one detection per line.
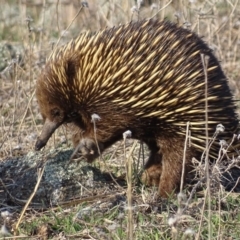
1 0 240 239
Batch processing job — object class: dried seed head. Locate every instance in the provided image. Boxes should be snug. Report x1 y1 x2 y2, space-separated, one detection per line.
91 113 101 122
123 130 132 140
81 1 88 8
219 140 228 148
168 217 177 226
131 5 138 13
184 228 195 236
151 3 158 10
216 123 225 133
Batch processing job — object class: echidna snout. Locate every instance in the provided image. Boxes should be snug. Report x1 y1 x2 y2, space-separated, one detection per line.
35 118 61 151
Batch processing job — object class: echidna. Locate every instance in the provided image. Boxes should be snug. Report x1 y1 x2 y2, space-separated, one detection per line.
35 19 239 197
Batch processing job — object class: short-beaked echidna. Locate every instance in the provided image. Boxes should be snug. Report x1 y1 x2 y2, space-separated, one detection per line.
35 19 239 197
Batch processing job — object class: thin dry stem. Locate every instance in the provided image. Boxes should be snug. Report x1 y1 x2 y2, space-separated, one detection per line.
55 5 83 48
151 0 172 19
201 52 212 239
180 121 190 193
123 131 134 240
14 166 46 235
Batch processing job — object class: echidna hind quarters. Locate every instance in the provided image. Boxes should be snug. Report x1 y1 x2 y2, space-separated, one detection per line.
35 19 239 197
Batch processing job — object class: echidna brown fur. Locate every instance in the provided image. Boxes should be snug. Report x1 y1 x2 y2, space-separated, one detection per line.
35 19 239 197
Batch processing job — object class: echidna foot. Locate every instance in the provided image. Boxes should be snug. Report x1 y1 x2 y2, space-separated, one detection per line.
72 138 103 163
141 164 161 187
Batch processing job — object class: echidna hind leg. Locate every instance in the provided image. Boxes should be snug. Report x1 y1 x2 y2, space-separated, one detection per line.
157 138 193 197
158 157 182 197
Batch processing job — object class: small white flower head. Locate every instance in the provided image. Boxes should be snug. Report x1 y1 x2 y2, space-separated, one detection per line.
137 0 143 9
91 113 101 122
233 133 237 140
81 1 88 7
151 3 158 10
124 205 135 211
184 228 195 235
200 53 210 67
11 58 18 64
177 192 187 204
174 11 182 19
222 16 228 23
60 135 67 144
13 145 22 151
168 217 177 226
123 130 132 140
219 139 228 148
183 21 192 29
0 225 11 237
25 16 33 23
221 148 227 154
131 5 138 13
216 124 225 133
117 212 125 220
61 30 70 37
1 211 12 219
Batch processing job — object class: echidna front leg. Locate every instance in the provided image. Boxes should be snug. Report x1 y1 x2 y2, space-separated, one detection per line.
141 149 162 187
70 127 102 162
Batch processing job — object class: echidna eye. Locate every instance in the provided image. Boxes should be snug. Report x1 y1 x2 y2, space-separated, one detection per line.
71 112 77 118
51 108 61 117
66 111 78 122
